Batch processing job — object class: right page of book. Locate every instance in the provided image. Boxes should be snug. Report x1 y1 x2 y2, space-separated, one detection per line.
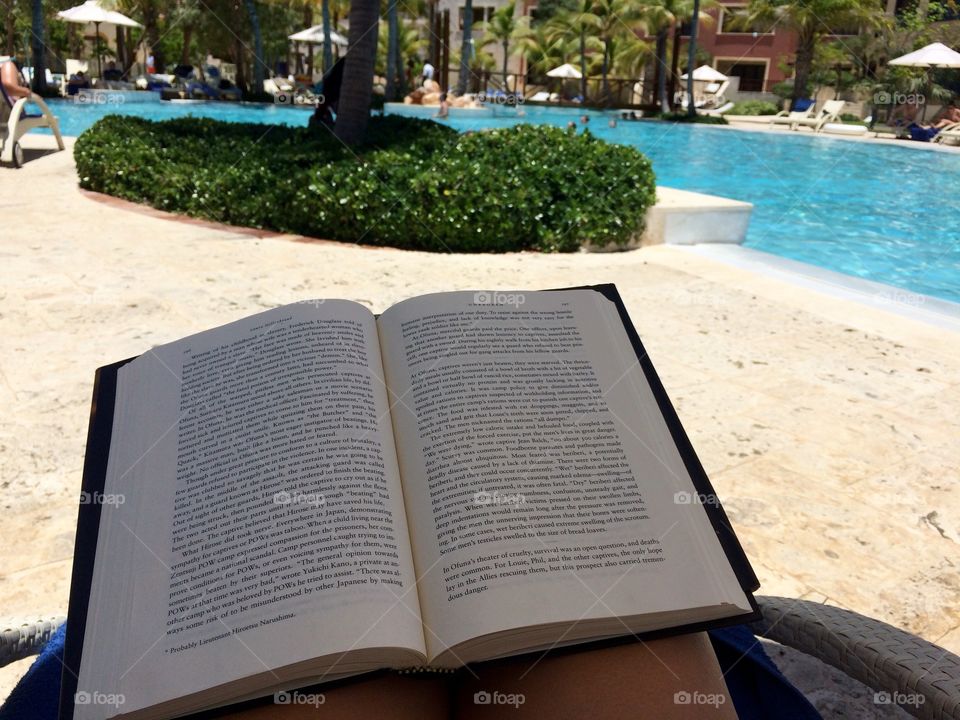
377 289 752 664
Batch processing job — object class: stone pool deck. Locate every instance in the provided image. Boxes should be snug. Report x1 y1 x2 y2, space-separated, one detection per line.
1 136 959 699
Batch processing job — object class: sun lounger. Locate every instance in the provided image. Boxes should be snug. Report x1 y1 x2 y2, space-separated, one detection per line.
934 121 960 145
0 82 65 168
771 100 846 132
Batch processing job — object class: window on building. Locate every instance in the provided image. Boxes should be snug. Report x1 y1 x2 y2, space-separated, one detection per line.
458 6 494 29
716 60 767 92
718 5 776 34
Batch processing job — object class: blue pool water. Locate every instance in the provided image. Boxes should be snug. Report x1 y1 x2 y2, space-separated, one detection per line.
37 95 960 303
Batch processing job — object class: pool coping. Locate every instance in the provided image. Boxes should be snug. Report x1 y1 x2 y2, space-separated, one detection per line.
684 243 960 332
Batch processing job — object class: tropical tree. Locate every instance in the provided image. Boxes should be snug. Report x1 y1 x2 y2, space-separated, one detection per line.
590 0 643 105
517 23 583 76
639 0 690 112
547 0 599 101
242 0 265 95
321 0 333 72
479 0 529 91
458 0 474 94
335 0 379 144
30 0 45 92
386 0 400 99
743 0 883 109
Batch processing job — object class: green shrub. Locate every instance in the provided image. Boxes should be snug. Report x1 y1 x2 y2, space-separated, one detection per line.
657 112 729 125
728 100 780 116
74 115 657 252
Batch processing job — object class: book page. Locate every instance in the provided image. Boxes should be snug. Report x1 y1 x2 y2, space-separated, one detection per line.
377 290 750 662
76 301 425 719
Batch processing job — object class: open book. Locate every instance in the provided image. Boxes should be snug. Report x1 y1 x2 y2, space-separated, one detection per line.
62 285 758 720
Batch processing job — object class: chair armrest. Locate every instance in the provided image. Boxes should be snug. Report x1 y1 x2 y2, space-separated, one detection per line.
752 596 960 720
0 617 65 669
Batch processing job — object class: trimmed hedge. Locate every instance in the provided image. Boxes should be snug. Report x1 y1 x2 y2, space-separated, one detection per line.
75 115 657 252
728 100 780 116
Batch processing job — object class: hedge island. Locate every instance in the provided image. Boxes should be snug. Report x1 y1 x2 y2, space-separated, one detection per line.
75 115 657 253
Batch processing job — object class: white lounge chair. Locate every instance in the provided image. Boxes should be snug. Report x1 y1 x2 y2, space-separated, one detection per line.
771 100 846 133
1 82 65 168
770 104 816 128
934 121 960 145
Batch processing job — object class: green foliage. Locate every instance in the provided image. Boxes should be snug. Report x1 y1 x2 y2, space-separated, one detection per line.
75 115 657 253
728 100 780 115
657 112 729 124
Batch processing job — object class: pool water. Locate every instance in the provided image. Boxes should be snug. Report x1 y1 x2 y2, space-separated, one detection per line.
37 96 960 303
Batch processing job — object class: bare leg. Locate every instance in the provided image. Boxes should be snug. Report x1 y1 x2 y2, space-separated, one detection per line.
453 633 737 720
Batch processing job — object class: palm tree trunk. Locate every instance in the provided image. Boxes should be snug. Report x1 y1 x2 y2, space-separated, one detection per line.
30 0 45 93
180 25 193 67
502 39 509 91
321 0 333 73
386 0 399 100
601 41 610 106
579 25 586 101
334 0 379 144
791 32 815 110
4 0 14 56
686 0 700 118
655 29 668 113
143 0 162 72
669 23 681 110
458 0 473 95
244 0 265 95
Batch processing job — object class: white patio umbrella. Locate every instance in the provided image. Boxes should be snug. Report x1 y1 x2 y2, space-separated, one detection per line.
57 0 141 79
546 63 582 79
679 64 728 82
889 42 960 68
288 25 349 47
889 42 960 121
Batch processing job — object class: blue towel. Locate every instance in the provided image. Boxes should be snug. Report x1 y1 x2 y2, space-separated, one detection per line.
0 623 65 720
0 623 821 720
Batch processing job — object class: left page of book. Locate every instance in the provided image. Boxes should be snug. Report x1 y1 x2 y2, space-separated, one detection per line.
75 301 426 720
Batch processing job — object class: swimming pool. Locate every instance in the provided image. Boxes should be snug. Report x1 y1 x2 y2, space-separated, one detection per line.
37 95 960 303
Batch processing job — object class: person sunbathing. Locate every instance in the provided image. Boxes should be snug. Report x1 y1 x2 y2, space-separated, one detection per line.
930 101 960 129
0 56 32 103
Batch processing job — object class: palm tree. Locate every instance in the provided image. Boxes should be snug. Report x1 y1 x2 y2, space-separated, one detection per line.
639 0 688 112
548 1 599 101
458 0 474 94
30 0 45 93
322 0 333 72
479 0 529 91
666 0 714 108
243 0 265 95
386 0 400 99
743 0 882 109
335 0 380 144
592 0 643 105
